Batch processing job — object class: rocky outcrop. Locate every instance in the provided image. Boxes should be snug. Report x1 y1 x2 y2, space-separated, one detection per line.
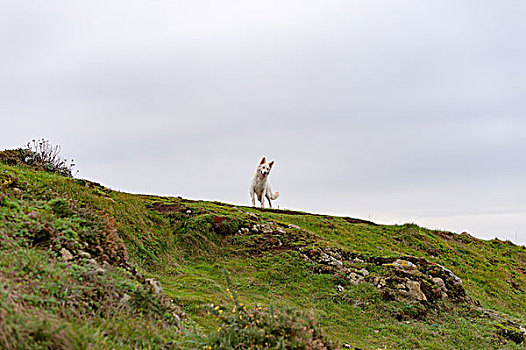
297 247 471 305
235 221 473 308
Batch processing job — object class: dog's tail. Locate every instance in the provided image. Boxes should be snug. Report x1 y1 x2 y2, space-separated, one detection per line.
271 191 279 200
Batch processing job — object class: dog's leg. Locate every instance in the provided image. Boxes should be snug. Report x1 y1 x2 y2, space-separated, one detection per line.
258 194 264 208
266 194 273 209
250 190 255 207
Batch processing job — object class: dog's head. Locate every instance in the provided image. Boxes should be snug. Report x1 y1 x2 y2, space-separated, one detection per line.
257 157 274 178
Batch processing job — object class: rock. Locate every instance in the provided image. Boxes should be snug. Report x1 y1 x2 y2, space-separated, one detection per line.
348 272 364 285
390 259 418 271
432 277 447 292
61 248 73 261
250 223 274 234
436 264 463 285
357 268 369 276
120 293 131 305
375 278 387 288
238 227 250 235
245 212 259 220
405 280 427 301
78 251 91 259
274 226 287 234
174 314 181 330
337 285 344 292
330 250 342 260
13 188 22 195
94 267 105 275
320 251 343 269
260 224 273 234
86 258 99 267
186 210 192 214
288 224 300 229
27 211 41 220
386 259 423 277
146 278 163 295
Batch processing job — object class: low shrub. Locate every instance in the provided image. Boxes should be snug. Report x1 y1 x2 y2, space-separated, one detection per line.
202 278 334 350
0 139 76 177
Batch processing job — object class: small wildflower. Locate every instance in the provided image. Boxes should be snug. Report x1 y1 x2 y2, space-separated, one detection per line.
217 326 221 332
215 305 220 310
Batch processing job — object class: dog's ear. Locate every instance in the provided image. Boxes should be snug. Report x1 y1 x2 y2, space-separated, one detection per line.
260 157 266 165
268 161 274 169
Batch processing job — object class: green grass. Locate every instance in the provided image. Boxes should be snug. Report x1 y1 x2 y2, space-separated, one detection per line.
1 160 526 349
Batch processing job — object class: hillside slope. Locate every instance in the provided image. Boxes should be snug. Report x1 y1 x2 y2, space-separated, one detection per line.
1 160 525 349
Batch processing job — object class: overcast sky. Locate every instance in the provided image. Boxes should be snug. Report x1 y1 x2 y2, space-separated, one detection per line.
1 1 525 245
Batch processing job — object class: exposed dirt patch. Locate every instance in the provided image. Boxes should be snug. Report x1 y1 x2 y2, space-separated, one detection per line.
436 230 457 241
150 202 187 214
250 234 294 256
343 217 377 226
210 216 240 235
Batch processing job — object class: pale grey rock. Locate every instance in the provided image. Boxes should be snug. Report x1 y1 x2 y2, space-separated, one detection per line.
274 226 287 234
406 280 427 301
61 248 73 261
174 314 181 330
260 224 273 234
238 227 250 235
436 264 463 285
146 278 163 295
391 259 417 270
432 277 447 292
78 251 91 259
358 268 369 276
348 272 364 285
86 258 99 267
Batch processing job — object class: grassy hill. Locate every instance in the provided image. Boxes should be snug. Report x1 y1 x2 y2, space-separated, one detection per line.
1 155 526 349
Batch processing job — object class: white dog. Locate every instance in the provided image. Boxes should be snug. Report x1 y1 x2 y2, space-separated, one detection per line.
250 157 279 208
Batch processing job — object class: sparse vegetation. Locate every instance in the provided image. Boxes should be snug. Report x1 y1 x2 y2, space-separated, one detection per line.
0 139 76 177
